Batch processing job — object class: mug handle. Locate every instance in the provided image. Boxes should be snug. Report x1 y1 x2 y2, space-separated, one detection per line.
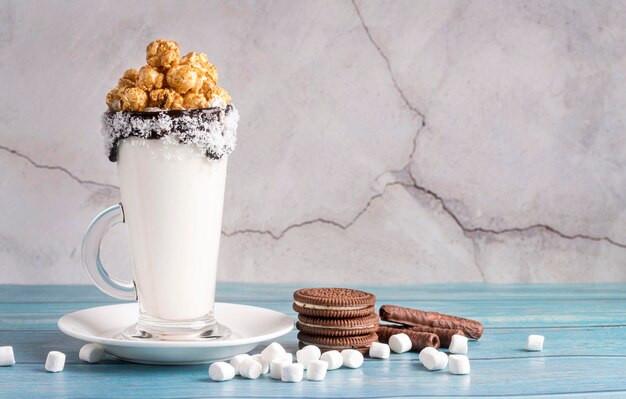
81 203 136 300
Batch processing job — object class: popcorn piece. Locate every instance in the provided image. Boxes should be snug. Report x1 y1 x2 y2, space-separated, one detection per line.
146 39 180 69
270 358 291 380
208 94 227 109
320 350 343 370
239 357 262 379
448 354 470 375
118 68 139 88
261 342 287 363
0 346 15 366
183 92 209 109
281 363 304 383
149 89 183 110
105 87 125 111
79 343 104 363
369 342 390 359
136 66 164 91
251 354 270 374
166 65 200 94
180 52 212 74
526 335 544 351
296 345 321 369
45 351 66 372
213 86 231 104
341 349 363 369
120 87 148 111
449 334 468 355
209 362 235 381
229 354 250 376
306 359 328 381
389 333 412 353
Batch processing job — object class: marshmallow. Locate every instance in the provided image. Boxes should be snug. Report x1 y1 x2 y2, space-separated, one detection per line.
251 354 270 374
420 348 448 371
296 345 321 368
341 349 364 369
281 363 304 382
45 351 66 373
261 342 287 362
230 354 250 375
283 352 294 363
270 358 291 380
239 357 262 379
449 335 468 355
448 355 470 375
0 346 16 366
209 362 235 381
526 335 544 351
79 343 105 363
389 333 412 353
320 350 343 370
369 342 390 359
306 359 328 381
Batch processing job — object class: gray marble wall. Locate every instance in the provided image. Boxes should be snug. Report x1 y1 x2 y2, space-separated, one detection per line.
1 0 625 284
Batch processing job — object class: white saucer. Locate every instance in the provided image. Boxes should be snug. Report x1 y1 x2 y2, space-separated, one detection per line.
58 302 294 365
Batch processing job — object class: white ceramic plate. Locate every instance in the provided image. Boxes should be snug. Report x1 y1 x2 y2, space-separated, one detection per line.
58 302 294 365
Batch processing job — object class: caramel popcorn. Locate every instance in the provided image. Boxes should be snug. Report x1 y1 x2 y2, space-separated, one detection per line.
166 65 200 94
149 89 184 110
136 66 164 91
213 86 231 104
183 92 209 109
146 40 180 69
120 87 148 111
106 40 230 111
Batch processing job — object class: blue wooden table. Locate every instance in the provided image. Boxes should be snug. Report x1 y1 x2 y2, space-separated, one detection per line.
1 284 625 398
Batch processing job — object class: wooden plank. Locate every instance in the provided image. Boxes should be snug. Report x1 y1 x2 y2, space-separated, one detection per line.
2 326 625 365
1 299 625 330
1 284 626 303
1 357 625 398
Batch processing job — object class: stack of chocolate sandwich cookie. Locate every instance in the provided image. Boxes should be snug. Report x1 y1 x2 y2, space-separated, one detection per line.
293 288 379 354
377 304 483 350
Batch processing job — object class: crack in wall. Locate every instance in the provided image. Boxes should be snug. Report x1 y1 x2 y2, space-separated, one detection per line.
0 144 119 190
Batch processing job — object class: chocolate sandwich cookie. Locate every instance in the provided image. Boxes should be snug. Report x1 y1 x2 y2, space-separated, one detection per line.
296 313 380 337
297 332 378 354
293 288 376 318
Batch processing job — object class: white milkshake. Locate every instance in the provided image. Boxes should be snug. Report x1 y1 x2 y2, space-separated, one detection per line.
117 137 226 322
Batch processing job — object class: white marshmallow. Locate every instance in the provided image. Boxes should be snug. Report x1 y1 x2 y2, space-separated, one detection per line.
389 333 412 353
261 342 287 362
79 343 104 363
448 355 470 375
296 345 321 368
449 335 468 355
239 357 262 379
526 335 544 351
306 359 328 381
45 351 66 373
283 352 294 363
251 354 270 374
320 350 343 370
420 348 448 371
341 349 364 369
281 363 304 382
209 362 235 381
270 358 291 380
229 354 250 375
418 347 438 364
0 346 16 366
369 342 390 359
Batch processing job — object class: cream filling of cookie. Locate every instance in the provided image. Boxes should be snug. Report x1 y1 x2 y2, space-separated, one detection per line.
298 321 375 330
294 301 370 311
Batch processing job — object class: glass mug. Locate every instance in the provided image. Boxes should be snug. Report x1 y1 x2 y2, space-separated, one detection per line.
82 137 230 341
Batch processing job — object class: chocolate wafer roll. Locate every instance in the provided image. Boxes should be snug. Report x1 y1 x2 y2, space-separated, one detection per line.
379 324 463 348
379 305 483 339
377 325 440 351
